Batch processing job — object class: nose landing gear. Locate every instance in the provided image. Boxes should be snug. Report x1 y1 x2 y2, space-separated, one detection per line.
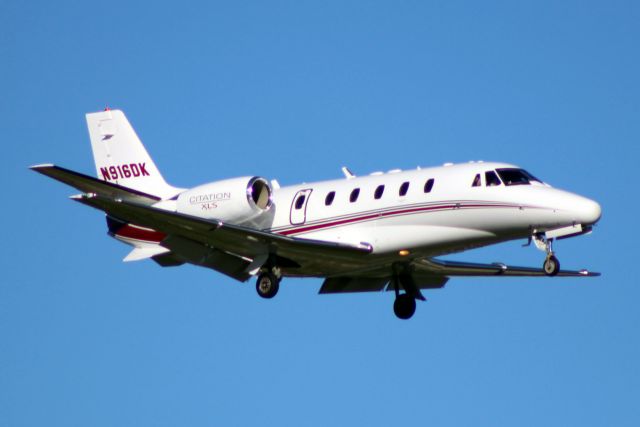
533 234 560 276
543 254 560 276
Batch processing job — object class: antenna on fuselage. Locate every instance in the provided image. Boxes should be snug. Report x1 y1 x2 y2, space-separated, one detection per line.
341 166 356 179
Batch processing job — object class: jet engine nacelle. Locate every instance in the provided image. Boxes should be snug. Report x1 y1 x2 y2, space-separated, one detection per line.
176 176 273 225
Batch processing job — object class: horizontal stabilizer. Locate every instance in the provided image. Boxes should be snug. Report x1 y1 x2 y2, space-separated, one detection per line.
31 164 161 204
123 246 171 262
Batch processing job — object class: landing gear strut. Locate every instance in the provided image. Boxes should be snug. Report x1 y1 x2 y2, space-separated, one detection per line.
534 234 560 276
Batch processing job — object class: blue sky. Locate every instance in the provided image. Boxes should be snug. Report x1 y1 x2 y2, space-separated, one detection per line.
2 1 639 425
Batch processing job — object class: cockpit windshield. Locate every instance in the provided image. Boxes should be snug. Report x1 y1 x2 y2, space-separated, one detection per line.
495 168 542 186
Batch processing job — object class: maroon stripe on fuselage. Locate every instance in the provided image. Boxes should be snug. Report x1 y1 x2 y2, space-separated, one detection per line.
269 200 531 233
276 203 523 236
115 225 166 243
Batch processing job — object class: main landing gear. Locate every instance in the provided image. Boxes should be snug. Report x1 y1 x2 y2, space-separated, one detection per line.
393 294 416 320
391 268 425 320
533 234 560 276
256 266 282 299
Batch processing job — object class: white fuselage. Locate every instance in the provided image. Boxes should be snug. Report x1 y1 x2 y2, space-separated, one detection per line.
261 162 600 258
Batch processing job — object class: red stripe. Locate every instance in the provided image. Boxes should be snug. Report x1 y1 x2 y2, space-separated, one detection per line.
271 200 526 233
278 203 523 236
115 225 166 243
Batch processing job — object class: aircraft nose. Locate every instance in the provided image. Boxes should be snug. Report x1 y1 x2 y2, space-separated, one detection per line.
575 197 602 225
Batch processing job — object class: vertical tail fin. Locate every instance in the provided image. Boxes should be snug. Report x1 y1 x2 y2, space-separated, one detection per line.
86 109 179 199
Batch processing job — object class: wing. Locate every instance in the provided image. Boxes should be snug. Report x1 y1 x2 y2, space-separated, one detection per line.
72 193 372 278
412 258 600 277
31 164 161 204
318 256 598 295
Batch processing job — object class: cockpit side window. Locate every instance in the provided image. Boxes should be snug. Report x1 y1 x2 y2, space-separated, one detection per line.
496 168 542 186
485 171 501 187
471 174 481 187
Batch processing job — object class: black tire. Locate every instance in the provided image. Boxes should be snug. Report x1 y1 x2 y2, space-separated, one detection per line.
393 294 416 320
543 255 560 276
256 273 279 299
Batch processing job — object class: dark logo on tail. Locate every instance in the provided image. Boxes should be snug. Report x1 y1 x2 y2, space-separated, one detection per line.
100 163 150 181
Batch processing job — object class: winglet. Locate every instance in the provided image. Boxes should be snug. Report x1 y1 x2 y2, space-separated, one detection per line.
30 163 55 170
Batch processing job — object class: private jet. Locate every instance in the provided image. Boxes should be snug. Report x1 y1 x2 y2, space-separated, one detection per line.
32 109 602 319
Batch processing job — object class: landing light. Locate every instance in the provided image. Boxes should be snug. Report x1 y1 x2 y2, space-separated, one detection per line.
399 250 410 256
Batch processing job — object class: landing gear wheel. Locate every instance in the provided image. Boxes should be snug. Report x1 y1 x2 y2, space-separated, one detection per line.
543 255 560 276
256 273 279 299
393 294 416 320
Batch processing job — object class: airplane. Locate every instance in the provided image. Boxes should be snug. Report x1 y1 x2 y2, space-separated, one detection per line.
31 109 602 319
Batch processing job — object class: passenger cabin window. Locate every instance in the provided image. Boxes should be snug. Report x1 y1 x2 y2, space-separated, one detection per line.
295 195 306 209
399 182 410 196
374 185 385 199
471 174 481 187
485 171 501 187
424 178 434 193
496 168 542 186
350 188 360 203
325 191 335 206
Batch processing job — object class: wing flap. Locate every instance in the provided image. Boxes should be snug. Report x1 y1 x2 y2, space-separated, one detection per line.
160 235 253 282
319 277 389 294
319 274 448 294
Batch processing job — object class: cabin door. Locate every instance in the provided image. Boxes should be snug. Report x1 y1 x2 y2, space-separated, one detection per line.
290 189 313 225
